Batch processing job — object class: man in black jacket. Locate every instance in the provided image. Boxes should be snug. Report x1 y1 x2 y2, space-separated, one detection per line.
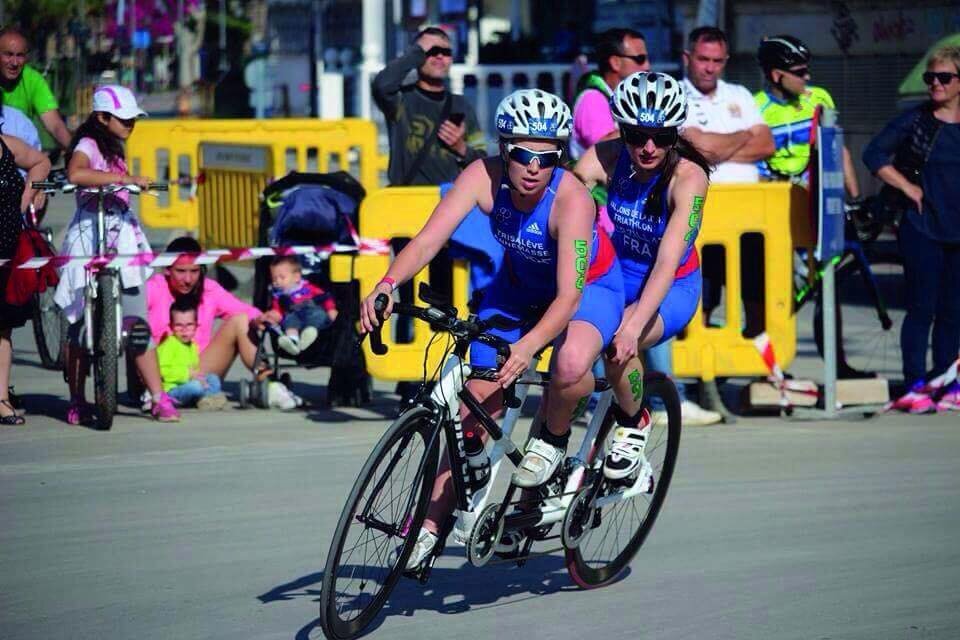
373 27 485 186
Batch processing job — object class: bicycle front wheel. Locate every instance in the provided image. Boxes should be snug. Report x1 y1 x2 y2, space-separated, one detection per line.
319 406 440 640
93 272 119 430
566 372 681 588
33 287 66 370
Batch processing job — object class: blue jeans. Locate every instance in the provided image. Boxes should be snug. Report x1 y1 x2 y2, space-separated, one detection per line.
898 217 960 386
168 374 222 407
282 301 333 333
645 339 688 408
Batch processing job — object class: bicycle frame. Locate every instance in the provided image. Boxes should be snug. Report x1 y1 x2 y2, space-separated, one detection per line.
82 189 124 357
427 352 652 547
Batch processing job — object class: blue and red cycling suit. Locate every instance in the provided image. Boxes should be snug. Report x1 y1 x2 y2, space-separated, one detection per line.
607 148 701 344
470 167 625 368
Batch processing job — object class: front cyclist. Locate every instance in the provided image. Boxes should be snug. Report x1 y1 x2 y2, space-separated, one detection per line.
576 72 711 480
360 89 624 568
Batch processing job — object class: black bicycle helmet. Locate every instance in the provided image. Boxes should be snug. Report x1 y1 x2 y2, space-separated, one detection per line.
757 35 811 72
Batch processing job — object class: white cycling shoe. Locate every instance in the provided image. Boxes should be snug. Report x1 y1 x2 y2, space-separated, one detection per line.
405 527 438 570
603 410 652 481
512 437 565 488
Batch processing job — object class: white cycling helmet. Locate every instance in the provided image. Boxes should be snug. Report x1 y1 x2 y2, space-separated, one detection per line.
495 89 572 140
610 71 687 128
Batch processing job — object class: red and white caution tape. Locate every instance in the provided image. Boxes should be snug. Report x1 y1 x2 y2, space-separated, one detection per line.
753 332 819 409
927 358 959 392
0 238 391 270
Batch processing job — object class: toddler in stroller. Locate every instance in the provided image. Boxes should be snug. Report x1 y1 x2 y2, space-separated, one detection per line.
240 171 371 409
269 255 338 356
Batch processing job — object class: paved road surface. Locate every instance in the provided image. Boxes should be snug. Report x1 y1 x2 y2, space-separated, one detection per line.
1 197 957 639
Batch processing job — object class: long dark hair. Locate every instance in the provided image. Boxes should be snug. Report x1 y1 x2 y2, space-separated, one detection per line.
646 136 712 219
165 236 206 307
67 112 126 167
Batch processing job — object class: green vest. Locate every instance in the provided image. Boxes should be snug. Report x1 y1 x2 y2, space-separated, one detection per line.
754 86 835 177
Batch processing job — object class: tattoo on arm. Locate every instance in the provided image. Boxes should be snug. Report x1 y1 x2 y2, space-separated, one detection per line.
574 239 589 290
628 369 644 403
684 195 705 243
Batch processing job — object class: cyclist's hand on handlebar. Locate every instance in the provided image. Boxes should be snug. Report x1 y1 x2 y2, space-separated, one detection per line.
608 328 640 366
496 339 534 388
123 174 152 189
360 282 394 334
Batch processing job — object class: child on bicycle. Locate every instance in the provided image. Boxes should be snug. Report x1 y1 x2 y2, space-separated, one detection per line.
53 84 180 424
269 255 338 356
157 298 228 410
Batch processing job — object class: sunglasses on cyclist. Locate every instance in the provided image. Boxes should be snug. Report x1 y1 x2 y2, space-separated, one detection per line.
923 71 960 86
620 126 678 148
506 143 563 168
782 66 810 77
616 53 648 66
112 115 137 128
425 46 453 58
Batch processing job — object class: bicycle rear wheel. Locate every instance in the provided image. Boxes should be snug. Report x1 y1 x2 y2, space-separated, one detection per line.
319 406 440 639
566 372 681 588
33 287 66 370
93 272 119 430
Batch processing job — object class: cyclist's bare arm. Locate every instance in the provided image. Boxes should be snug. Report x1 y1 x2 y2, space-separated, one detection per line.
622 160 707 336
497 173 596 383
360 158 491 332
841 146 861 198
3 134 50 212
573 139 620 190
67 150 151 187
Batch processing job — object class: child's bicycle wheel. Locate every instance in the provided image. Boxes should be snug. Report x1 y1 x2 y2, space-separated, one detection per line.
92 272 119 430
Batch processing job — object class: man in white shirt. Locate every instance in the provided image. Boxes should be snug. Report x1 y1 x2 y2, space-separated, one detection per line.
680 26 775 338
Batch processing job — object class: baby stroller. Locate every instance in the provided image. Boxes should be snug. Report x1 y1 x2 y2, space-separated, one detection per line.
239 171 372 410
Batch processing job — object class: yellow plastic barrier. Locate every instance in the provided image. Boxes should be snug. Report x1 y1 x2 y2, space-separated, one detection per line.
673 182 813 380
333 182 812 382
126 118 387 240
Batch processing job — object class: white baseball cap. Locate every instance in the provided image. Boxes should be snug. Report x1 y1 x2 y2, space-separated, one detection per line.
91 85 148 119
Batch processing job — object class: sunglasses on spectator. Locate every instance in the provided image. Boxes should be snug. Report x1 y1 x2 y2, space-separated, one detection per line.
426 46 453 58
620 126 678 148
923 71 960 86
781 66 810 77
616 53 648 66
506 143 563 168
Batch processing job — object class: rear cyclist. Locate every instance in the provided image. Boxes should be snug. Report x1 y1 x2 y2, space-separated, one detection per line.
360 89 624 568
576 71 711 479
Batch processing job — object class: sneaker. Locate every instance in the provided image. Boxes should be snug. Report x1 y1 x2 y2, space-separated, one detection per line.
936 382 960 412
680 400 722 426
513 437 565 488
405 527 438 570
890 381 932 413
139 390 153 413
604 410 652 481
151 393 181 422
909 394 937 415
299 326 319 352
277 334 301 356
66 400 94 426
197 392 228 411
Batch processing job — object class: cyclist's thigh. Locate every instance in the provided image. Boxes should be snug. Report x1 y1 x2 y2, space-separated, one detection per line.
570 276 625 350
653 269 701 346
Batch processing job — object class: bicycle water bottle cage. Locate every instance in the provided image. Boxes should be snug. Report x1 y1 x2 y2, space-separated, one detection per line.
122 318 152 355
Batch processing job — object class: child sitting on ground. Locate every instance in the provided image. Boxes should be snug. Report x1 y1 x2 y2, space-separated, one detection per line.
269 255 338 356
157 299 228 410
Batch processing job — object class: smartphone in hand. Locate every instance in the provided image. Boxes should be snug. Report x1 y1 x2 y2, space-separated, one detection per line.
448 112 465 126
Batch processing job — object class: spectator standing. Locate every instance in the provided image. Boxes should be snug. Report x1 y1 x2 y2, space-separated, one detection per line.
372 26 485 186
570 28 719 426
157 299 228 411
0 131 50 425
0 28 71 151
754 35 860 197
864 46 960 413
680 26 775 339
569 28 650 162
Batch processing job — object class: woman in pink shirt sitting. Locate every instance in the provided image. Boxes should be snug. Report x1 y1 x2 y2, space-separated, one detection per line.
146 237 281 383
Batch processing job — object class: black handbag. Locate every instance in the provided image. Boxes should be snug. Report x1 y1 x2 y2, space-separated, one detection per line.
877 106 944 223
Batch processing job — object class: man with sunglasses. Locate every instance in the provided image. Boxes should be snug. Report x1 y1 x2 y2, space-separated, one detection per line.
361 89 625 568
754 35 860 197
0 28 71 152
569 28 650 161
372 26 485 186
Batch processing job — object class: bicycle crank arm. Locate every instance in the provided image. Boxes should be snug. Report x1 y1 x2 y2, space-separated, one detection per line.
485 546 565 566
